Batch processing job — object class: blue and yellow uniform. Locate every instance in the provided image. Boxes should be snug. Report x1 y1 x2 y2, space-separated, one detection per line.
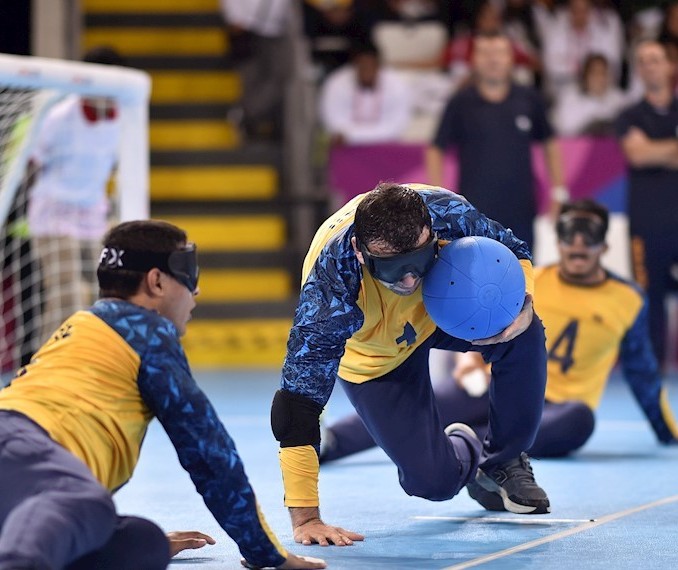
0 299 287 568
536 265 678 442
274 185 548 508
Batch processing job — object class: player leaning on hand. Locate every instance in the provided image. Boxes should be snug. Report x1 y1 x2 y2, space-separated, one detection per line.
272 183 551 549
0 220 324 570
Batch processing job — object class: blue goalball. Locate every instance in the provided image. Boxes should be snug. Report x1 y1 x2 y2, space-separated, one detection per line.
422 236 526 341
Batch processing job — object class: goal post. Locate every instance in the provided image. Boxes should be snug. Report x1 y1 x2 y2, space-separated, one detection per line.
0 53 151 381
0 53 151 225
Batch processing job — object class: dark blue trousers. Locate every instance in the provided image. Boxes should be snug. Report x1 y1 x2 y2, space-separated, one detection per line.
0 411 170 570
338 316 547 501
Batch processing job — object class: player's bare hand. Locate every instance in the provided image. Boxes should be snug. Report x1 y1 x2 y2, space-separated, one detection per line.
472 294 534 346
166 530 215 557
241 553 326 569
294 518 364 547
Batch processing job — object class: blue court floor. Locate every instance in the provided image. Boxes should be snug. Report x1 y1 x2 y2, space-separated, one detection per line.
114 369 678 570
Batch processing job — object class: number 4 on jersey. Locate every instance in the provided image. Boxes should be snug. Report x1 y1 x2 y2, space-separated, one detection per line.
548 319 578 373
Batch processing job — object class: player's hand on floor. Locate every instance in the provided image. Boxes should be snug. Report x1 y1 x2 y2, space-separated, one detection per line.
473 294 534 346
166 530 216 557
294 518 364 547
241 553 327 569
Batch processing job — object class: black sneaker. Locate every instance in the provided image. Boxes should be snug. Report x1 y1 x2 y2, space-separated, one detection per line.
467 453 550 514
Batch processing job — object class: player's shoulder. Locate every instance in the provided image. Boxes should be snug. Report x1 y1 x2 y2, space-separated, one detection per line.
90 299 179 350
534 264 556 281
604 270 645 299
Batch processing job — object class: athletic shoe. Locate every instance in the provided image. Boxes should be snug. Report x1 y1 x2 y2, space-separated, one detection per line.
467 452 550 514
444 422 480 441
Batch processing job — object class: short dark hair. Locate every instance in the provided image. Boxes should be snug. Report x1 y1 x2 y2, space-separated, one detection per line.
97 220 187 299
354 183 432 252
580 53 609 92
559 199 609 234
83 46 126 67
349 39 379 61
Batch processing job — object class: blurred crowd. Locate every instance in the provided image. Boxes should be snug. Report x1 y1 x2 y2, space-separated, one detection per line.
301 0 678 143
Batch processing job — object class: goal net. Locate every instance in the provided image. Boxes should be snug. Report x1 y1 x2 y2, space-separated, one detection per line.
0 54 150 383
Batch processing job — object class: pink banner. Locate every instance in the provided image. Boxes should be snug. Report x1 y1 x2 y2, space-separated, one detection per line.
328 137 628 214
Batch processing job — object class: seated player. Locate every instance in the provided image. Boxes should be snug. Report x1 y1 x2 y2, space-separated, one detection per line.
0 220 324 570
321 199 678 463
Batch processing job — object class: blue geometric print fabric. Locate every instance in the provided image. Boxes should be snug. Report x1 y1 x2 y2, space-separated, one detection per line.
91 300 286 567
607 276 678 443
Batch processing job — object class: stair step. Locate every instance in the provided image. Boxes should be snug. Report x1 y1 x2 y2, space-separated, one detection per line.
150 165 278 201
151 144 282 167
151 104 232 121
83 27 227 56
150 71 240 105
160 215 286 251
199 268 292 303
127 55 232 71
183 318 292 368
150 120 239 151
85 13 223 27
83 0 219 13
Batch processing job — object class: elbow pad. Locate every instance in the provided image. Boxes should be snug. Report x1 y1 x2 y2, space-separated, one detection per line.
271 389 323 448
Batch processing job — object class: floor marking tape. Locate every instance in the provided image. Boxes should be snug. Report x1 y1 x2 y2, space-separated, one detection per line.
413 516 595 524
440 494 678 569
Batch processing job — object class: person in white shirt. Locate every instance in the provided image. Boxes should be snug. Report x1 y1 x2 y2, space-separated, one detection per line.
319 41 413 145
220 0 292 140
539 0 624 100
551 53 628 137
28 46 124 344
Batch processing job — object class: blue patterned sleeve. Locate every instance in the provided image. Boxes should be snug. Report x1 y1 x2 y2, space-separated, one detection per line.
422 188 533 260
620 293 678 444
281 232 365 406
137 322 287 567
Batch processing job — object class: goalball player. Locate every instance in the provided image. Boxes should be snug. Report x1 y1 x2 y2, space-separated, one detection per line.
271 183 551 550
0 220 324 570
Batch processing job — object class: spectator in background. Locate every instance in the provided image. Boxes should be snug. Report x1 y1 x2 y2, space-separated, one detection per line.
616 40 678 369
444 1 540 94
367 0 452 71
658 1 678 47
540 0 624 100
551 53 628 136
358 0 453 141
502 0 547 85
426 31 566 250
220 0 291 140
303 0 367 82
27 46 124 345
319 41 413 145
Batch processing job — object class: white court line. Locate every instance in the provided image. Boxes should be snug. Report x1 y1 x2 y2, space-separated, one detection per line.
440 494 678 570
413 516 595 525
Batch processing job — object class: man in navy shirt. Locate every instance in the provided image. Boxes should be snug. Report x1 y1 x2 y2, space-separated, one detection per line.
616 39 678 368
426 31 567 250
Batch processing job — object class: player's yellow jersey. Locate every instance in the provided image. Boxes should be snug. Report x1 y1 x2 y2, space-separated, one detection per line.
536 265 643 408
301 193 437 383
0 311 150 491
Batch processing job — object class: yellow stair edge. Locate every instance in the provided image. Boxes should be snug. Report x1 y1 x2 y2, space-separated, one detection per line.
183 318 292 367
150 71 241 105
199 269 292 303
83 28 227 56
84 0 219 13
158 215 286 251
150 120 240 151
151 166 278 201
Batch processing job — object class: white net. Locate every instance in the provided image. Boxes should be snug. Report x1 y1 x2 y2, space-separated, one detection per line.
0 55 150 382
